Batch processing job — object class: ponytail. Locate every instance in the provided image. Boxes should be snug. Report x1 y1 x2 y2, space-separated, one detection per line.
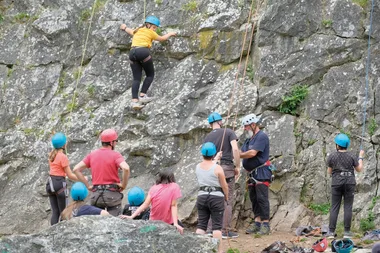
61 201 86 220
49 149 59 162
133 23 149 34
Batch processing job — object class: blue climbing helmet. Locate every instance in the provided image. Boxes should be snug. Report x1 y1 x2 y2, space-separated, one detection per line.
128 186 145 206
334 133 350 148
52 132 67 149
71 182 88 201
201 142 217 157
145 16 160 27
207 112 222 124
333 239 354 253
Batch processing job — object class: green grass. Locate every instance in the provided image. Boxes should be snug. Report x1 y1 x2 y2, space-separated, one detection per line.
352 0 369 8
73 68 82 80
279 84 308 115
155 0 163 4
80 9 91 21
368 117 378 136
0 14 4 24
14 13 30 23
87 84 95 97
182 0 198 12
360 196 379 232
322 19 333 27
246 63 255 81
309 203 330 215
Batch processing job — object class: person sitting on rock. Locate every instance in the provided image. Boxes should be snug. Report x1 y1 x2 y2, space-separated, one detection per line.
195 142 228 253
120 15 176 110
122 186 150 220
46 132 79 225
61 182 109 220
120 170 183 234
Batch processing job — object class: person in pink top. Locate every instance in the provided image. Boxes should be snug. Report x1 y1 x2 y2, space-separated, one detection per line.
73 129 130 216
120 170 183 234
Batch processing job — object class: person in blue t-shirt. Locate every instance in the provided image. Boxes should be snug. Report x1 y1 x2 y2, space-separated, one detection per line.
61 182 109 220
240 114 271 235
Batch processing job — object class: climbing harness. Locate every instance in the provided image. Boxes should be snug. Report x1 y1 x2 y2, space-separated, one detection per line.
199 186 224 193
361 0 375 149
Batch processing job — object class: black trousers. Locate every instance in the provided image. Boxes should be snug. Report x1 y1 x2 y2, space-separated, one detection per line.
46 176 67 225
249 183 270 220
329 184 355 232
129 47 155 99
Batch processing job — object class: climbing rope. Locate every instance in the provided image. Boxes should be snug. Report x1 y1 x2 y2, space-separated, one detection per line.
64 0 98 152
361 0 375 150
143 0 146 21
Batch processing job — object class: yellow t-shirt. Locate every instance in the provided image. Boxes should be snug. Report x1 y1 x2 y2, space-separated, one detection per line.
131 27 159 48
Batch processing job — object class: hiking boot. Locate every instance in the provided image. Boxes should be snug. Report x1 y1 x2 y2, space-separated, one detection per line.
131 101 144 110
343 231 353 239
139 95 154 104
221 231 239 239
326 231 336 239
257 225 270 235
246 224 261 234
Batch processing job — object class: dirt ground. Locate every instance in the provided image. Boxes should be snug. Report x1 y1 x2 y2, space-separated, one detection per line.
221 230 373 253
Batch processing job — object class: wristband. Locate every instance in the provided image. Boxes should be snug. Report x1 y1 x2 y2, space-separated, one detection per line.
358 157 364 160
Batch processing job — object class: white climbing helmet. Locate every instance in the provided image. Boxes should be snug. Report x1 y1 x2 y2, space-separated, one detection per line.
241 114 261 126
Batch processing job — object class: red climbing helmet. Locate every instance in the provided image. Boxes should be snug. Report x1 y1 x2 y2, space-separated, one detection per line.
313 238 328 252
100 129 118 142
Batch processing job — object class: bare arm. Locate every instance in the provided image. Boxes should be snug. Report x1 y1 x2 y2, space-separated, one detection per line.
120 194 151 219
231 140 240 178
100 210 109 216
240 149 258 159
355 150 365 172
216 166 228 201
155 32 176 42
120 24 134 36
64 166 78 181
171 199 184 234
73 161 91 190
117 161 130 191
327 167 332 175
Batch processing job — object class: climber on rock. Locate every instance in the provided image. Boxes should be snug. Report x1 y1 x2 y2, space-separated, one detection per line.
122 186 150 220
240 114 272 235
203 112 240 239
120 16 176 110
73 129 130 216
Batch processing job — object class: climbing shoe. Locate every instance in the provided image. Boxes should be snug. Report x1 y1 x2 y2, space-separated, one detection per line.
326 231 336 239
221 231 239 239
246 224 261 234
257 225 270 235
343 231 353 239
139 95 154 104
131 101 144 110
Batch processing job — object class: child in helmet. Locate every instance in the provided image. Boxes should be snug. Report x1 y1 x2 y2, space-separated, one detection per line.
46 132 79 225
326 133 364 239
120 16 176 110
122 186 150 220
61 182 109 220
119 170 183 234
195 142 228 253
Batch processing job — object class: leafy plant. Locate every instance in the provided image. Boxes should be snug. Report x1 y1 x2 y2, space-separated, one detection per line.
278 85 308 115
339 129 351 138
368 117 378 136
360 196 379 232
246 63 255 81
227 249 240 253
73 68 82 80
352 0 369 8
182 0 198 12
80 9 91 21
309 203 330 215
155 0 163 4
87 84 95 97
0 14 4 24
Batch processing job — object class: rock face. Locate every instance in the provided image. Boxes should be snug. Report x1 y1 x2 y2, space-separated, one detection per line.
0 216 218 253
0 0 379 236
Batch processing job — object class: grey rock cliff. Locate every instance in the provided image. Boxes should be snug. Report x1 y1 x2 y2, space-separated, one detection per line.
0 0 379 236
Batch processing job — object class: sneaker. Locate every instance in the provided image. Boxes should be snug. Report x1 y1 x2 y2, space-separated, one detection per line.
326 231 336 239
257 225 270 235
343 231 353 239
131 101 144 110
246 224 261 234
139 95 154 104
221 231 239 239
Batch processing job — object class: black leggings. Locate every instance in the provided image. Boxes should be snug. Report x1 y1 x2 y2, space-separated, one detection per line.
46 176 67 225
249 183 270 220
329 184 355 232
129 47 155 99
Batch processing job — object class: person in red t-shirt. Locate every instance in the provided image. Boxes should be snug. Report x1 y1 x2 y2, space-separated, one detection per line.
120 170 183 234
73 129 130 216
46 132 79 225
